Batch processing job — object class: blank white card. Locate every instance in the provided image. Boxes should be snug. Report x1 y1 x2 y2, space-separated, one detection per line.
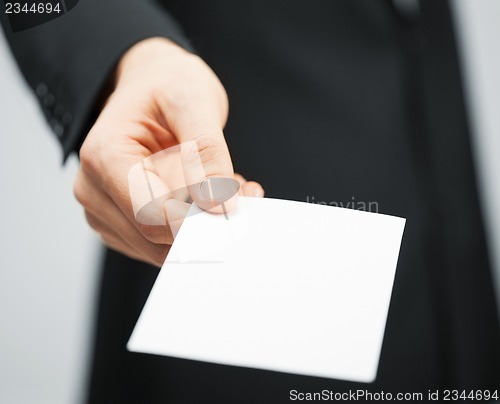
128 197 406 383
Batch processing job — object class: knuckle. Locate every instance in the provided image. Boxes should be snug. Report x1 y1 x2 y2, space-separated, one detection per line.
100 235 114 250
73 174 88 207
84 211 101 232
151 245 170 267
140 223 171 245
79 136 101 175
195 134 226 166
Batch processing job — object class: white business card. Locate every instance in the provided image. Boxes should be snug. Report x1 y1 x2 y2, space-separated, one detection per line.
128 197 406 383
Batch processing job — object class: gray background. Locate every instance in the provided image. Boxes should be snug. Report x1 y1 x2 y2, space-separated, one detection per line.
0 26 99 404
0 1 498 403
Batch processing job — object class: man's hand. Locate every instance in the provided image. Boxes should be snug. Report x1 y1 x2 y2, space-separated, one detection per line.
73 38 264 267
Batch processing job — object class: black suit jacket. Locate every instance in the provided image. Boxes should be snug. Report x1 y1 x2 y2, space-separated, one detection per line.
2 1 500 403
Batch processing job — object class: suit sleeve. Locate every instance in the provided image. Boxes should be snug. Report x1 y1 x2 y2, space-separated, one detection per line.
0 0 193 161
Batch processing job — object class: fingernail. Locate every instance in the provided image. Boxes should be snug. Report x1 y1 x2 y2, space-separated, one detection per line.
199 177 240 203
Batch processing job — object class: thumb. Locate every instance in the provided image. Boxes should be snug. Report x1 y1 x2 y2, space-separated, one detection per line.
169 101 239 212
180 135 240 213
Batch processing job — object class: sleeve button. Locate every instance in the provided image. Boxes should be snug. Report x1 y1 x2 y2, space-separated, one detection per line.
43 93 55 107
36 83 48 97
62 112 73 125
54 124 65 138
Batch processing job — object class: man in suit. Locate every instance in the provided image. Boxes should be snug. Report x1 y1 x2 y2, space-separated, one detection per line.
2 1 499 402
